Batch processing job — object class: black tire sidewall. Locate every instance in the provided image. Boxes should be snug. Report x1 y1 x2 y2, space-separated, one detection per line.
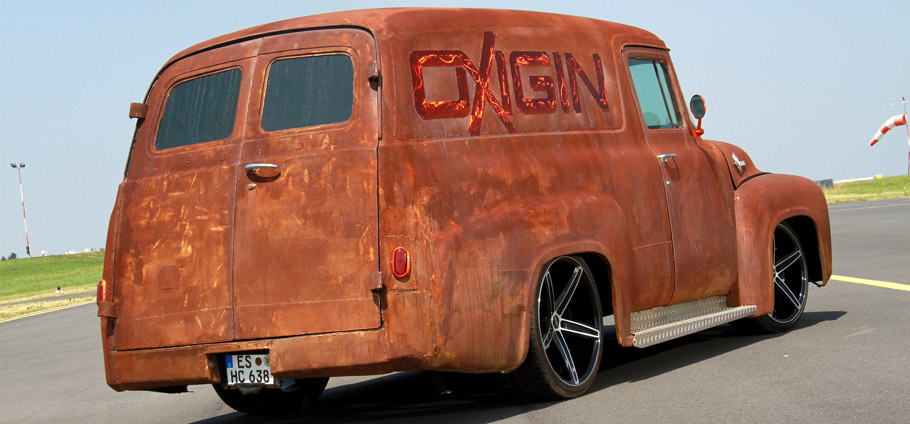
523 256 603 399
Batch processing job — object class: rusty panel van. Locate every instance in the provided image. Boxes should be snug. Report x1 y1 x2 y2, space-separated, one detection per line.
97 8 832 412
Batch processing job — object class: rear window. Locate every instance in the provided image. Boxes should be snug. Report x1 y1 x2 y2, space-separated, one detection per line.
156 69 242 150
628 58 681 129
262 54 354 131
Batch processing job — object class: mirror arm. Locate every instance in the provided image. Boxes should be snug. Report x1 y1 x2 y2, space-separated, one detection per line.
688 94 706 138
692 119 704 137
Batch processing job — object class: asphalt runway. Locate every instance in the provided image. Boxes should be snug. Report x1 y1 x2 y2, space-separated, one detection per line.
1 198 908 423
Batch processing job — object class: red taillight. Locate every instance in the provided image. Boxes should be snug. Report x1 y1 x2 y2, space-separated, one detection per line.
96 279 108 303
392 247 410 279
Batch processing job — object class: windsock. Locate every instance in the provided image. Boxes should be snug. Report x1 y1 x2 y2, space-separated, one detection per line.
869 114 908 146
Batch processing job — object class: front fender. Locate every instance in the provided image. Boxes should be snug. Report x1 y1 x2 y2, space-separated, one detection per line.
704 139 766 188
730 173 832 315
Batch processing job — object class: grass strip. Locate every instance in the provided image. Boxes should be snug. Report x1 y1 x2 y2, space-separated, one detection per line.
824 174 910 203
0 251 103 303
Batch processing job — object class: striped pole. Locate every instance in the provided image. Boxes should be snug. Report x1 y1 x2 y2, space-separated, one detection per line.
10 163 30 258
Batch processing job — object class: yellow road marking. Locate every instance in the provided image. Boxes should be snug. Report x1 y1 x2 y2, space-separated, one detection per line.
831 275 910 292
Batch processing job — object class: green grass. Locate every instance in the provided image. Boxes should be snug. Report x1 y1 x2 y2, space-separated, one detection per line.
0 251 103 303
824 174 910 203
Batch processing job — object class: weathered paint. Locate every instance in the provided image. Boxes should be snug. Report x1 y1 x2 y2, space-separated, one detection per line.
99 8 832 391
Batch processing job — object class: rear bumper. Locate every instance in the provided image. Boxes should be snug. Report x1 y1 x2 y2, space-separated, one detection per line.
103 323 400 391
100 290 445 391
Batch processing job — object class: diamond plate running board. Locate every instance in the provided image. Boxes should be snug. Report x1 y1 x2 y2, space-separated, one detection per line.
631 296 757 348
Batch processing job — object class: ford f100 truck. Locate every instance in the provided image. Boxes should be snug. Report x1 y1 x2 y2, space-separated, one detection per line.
97 8 832 413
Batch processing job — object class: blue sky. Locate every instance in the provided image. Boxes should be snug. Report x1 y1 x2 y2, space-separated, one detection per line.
1 0 908 257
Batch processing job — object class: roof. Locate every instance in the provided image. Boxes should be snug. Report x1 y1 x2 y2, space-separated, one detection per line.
164 8 665 68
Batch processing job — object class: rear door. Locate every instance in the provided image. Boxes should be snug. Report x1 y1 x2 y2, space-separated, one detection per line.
113 41 258 350
231 29 382 339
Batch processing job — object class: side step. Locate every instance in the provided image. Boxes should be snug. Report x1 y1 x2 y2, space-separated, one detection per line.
630 296 756 348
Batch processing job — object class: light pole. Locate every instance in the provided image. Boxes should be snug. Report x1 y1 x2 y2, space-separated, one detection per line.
10 162 31 258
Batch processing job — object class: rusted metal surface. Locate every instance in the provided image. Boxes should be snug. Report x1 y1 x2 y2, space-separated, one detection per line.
728 174 832 314
99 8 832 391
231 29 382 341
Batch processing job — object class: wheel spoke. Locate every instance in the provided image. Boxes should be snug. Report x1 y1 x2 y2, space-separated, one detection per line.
542 326 554 349
541 272 555 348
551 330 579 385
774 274 802 309
774 249 802 273
554 266 582 316
543 272 556 312
560 318 601 340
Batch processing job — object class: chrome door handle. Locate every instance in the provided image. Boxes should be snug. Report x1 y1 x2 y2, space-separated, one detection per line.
244 163 279 173
657 153 677 164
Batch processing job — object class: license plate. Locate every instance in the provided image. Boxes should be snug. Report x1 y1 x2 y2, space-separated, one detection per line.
224 353 278 386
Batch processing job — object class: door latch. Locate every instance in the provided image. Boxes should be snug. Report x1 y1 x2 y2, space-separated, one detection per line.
657 153 677 164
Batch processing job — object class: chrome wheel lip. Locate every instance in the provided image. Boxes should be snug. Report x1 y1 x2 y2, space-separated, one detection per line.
537 256 602 387
768 223 808 324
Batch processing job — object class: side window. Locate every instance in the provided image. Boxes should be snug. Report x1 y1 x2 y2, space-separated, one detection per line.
156 69 242 150
261 54 354 131
628 58 681 129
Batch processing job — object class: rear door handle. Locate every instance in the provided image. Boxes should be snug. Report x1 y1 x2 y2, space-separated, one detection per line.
244 163 279 173
657 153 677 164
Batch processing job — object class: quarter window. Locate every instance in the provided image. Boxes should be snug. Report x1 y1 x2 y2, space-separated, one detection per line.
156 69 241 150
628 58 681 129
262 54 354 131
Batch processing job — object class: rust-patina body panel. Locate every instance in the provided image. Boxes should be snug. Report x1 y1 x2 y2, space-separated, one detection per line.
99 8 832 392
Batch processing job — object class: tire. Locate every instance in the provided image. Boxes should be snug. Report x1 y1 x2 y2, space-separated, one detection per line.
734 222 809 334
499 256 603 400
213 377 328 414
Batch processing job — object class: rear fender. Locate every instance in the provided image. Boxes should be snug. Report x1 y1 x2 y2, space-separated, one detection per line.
520 204 635 351
428 193 633 371
100 183 124 388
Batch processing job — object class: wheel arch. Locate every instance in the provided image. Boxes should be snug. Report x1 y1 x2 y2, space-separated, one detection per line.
519 243 630 358
527 251 617 319
500 194 634 368
578 253 615 318
781 215 826 285
730 173 832 315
